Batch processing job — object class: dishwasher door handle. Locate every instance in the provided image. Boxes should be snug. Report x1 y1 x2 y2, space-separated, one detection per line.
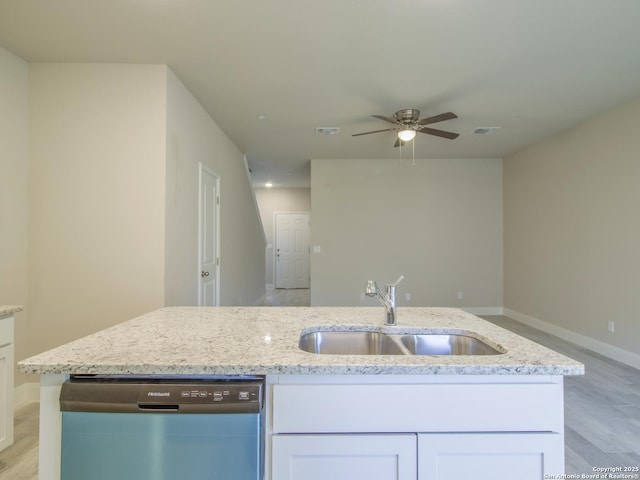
138 404 180 411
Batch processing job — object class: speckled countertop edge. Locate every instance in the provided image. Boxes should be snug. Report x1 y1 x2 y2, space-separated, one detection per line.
0 305 23 317
18 306 585 376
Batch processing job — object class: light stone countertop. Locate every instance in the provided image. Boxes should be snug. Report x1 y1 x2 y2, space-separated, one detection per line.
18 306 584 376
0 305 23 317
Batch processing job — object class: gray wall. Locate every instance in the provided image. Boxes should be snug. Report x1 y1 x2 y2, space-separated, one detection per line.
165 69 265 306
0 46 29 386
20 62 266 384
310 158 503 310
504 96 640 359
28 63 168 359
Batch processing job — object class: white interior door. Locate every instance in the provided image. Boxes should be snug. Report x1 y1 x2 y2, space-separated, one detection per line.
199 164 219 306
275 212 310 289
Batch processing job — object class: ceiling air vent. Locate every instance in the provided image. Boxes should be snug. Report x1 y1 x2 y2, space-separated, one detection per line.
473 127 501 135
316 127 340 136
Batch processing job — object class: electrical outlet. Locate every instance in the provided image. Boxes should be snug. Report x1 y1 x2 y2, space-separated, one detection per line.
405 293 411 301
457 292 463 300
607 320 615 333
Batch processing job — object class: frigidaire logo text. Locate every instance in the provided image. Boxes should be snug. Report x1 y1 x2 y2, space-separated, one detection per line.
147 392 171 397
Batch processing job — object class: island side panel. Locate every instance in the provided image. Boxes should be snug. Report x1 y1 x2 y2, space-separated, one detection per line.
39 374 66 480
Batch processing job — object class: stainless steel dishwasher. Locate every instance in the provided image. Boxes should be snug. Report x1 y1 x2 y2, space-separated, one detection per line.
60 375 263 480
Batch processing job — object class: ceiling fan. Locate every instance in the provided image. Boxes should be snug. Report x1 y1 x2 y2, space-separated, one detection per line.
352 109 459 147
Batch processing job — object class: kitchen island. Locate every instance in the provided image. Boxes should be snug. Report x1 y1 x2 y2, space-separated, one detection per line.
19 306 584 480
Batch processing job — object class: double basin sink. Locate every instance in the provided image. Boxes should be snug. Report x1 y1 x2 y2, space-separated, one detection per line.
299 329 504 356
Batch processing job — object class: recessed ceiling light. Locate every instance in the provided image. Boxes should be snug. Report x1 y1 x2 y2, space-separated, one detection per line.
473 127 501 135
265 182 273 188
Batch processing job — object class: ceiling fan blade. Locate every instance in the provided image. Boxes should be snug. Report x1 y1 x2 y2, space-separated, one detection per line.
418 126 459 139
393 137 405 148
352 128 396 137
372 114 399 125
417 112 457 125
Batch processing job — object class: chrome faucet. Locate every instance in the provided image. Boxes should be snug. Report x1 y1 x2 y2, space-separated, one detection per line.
365 275 405 326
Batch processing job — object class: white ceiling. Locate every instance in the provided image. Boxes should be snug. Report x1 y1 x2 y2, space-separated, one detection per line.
2 0 640 188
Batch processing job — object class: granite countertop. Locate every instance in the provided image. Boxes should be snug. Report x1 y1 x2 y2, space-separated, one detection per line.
18 306 584 376
0 305 23 317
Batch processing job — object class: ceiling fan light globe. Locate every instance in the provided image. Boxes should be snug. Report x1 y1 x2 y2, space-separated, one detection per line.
398 129 417 142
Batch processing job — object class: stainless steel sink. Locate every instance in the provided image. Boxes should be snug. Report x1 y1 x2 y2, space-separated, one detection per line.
299 331 407 355
299 330 503 355
399 334 502 355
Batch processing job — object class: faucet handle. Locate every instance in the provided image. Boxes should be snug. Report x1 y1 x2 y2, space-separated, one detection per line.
391 275 405 287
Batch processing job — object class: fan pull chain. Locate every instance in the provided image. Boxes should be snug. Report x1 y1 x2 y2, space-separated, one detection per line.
412 138 415 166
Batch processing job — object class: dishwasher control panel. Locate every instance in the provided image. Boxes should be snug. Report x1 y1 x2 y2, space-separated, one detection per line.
61 376 264 414
150 384 261 403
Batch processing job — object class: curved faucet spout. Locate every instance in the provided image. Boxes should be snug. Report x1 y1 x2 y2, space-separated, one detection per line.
364 275 404 326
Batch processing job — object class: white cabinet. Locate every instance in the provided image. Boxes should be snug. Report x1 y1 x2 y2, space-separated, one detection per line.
272 434 417 480
271 432 562 480
0 314 15 452
268 375 566 480
418 433 563 480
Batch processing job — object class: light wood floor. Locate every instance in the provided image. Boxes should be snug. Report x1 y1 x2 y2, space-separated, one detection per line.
255 288 311 306
483 315 640 473
0 402 39 480
1 313 638 478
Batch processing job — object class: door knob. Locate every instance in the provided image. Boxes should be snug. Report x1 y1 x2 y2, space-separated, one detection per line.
201 271 210 277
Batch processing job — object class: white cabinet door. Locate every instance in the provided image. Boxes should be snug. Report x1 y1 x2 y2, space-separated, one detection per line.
272 434 417 480
0 343 14 452
418 433 563 480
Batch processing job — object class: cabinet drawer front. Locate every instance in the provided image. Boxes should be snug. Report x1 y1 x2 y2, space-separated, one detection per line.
0 316 13 347
272 383 563 434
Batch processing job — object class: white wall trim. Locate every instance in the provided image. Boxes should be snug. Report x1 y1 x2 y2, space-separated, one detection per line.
462 307 504 316
504 308 640 370
14 382 40 410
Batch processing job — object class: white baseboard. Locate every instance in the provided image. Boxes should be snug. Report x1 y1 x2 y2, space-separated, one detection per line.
462 307 504 316
503 308 640 370
14 382 40 410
